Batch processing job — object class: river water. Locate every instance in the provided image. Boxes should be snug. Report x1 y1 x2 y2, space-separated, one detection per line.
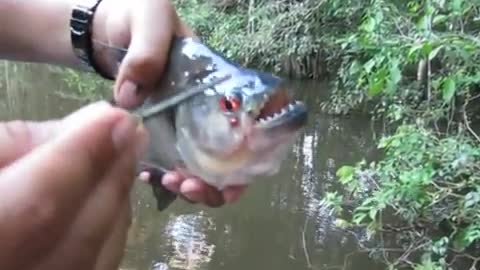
0 62 385 270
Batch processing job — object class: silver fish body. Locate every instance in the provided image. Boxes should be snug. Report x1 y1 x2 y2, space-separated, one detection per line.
128 37 307 210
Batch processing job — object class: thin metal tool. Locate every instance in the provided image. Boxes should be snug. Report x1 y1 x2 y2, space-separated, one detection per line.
94 39 232 119
133 74 232 120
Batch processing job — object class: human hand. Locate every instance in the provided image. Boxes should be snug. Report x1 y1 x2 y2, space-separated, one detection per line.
90 0 247 207
0 102 145 270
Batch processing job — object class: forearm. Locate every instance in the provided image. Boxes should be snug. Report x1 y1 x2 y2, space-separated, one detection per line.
0 0 84 69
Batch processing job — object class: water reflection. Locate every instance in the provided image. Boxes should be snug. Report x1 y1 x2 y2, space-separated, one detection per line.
1 62 385 270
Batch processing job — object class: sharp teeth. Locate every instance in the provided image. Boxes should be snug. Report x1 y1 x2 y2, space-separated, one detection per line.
281 108 287 114
288 104 294 110
263 94 269 101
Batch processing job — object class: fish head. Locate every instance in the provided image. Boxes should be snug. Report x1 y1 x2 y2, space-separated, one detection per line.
174 69 307 188
140 37 307 189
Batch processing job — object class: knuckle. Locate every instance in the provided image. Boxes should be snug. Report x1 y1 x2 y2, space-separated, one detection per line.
126 51 164 77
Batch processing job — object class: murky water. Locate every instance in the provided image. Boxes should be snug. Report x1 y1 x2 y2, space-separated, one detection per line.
0 62 385 270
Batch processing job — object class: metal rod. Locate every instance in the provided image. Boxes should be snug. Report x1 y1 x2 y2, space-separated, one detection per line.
135 74 232 120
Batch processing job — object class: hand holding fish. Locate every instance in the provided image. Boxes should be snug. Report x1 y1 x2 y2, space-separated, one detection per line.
88 0 247 207
90 0 197 109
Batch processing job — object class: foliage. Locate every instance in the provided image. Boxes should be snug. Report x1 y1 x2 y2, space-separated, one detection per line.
174 0 342 79
321 0 480 118
326 125 480 269
56 68 112 102
313 1 480 268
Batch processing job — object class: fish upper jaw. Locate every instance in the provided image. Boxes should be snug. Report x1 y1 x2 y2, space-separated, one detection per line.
242 87 308 133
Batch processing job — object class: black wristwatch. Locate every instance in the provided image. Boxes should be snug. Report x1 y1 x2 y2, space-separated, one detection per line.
70 0 114 80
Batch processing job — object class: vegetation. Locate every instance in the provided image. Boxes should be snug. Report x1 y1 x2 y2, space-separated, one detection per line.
55 67 112 102
56 0 480 269
173 0 480 269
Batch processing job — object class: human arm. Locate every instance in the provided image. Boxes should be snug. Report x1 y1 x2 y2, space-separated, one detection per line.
0 0 245 207
0 0 193 107
0 0 84 69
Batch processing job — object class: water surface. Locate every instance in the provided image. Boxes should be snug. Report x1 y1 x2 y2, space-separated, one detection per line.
0 62 385 270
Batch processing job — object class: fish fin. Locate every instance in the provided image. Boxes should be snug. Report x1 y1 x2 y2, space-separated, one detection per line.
137 164 178 211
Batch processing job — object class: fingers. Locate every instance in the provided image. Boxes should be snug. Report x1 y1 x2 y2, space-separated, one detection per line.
0 102 145 269
222 185 247 204
113 0 175 108
0 120 60 168
180 178 225 208
160 171 247 207
113 0 196 108
36 131 141 270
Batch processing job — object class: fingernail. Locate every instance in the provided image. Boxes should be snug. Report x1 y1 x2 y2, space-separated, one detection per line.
181 179 203 203
162 172 182 193
119 80 139 107
112 114 141 153
137 171 151 183
134 120 149 159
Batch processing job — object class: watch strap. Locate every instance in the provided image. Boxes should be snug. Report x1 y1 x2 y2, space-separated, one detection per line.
70 0 114 80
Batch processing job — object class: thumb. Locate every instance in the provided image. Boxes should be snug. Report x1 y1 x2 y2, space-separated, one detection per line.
0 101 146 268
113 1 196 108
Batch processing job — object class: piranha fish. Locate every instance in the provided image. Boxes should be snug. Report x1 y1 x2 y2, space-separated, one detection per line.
108 37 308 210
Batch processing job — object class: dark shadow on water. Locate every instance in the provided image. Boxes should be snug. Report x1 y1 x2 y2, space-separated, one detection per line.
1 62 385 270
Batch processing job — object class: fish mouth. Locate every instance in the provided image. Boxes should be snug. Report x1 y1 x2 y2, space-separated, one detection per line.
253 88 307 131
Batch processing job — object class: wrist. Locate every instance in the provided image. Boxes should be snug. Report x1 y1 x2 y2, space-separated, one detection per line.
70 0 114 80
90 0 118 80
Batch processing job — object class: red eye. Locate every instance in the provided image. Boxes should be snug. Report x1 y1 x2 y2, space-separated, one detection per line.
219 95 241 112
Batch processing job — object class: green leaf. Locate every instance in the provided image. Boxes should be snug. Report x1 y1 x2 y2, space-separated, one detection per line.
442 78 456 103
433 15 448 25
421 42 433 57
368 79 384 96
386 63 401 94
429 45 443 61
334 218 351 229
408 43 423 60
369 208 378 220
416 15 428 30
451 0 463 13
378 136 394 149
363 59 376 73
361 17 376 32
453 228 471 251
337 166 355 178
352 212 368 225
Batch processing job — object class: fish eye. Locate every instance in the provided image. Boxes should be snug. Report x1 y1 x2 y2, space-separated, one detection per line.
219 94 242 112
